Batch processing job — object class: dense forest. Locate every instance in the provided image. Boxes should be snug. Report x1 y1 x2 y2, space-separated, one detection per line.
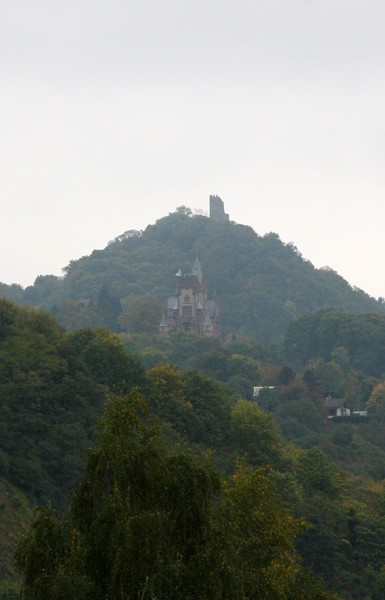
3 296 385 598
3 210 385 598
1 208 383 343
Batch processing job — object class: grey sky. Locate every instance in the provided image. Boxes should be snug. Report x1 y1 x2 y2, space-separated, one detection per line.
1 0 385 297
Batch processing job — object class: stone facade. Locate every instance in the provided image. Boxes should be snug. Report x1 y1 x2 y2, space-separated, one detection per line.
209 195 229 222
159 257 220 337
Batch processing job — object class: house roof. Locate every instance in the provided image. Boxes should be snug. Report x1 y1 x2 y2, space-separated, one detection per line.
324 397 345 409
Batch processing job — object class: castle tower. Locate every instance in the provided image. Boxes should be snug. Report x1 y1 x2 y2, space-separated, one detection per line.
209 195 229 222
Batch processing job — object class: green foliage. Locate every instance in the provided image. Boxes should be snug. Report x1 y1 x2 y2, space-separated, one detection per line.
367 383 385 418
4 295 385 597
0 582 20 600
0 283 24 304
51 299 104 331
258 379 325 446
297 448 341 499
0 477 32 586
304 359 345 397
16 393 335 600
0 301 144 508
226 337 281 363
119 332 266 402
119 298 163 334
217 463 339 599
277 365 296 385
96 285 122 332
183 371 232 446
17 391 220 599
229 400 287 468
286 310 385 378
146 362 234 447
227 353 261 382
15 506 71 600
64 328 145 392
146 363 198 436
68 390 222 600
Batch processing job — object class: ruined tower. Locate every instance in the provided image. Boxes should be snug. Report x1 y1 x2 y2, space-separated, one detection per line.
209 195 229 222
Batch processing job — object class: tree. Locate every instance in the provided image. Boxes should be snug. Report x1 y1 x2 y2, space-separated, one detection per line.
304 359 345 397
217 463 338 599
330 346 350 374
183 371 231 446
229 400 287 469
15 507 75 600
277 365 296 386
16 392 337 600
146 363 198 436
0 303 106 506
367 383 385 418
16 391 221 600
297 447 341 499
296 449 345 588
64 328 145 392
119 298 162 334
96 285 122 332
227 353 261 383
175 205 193 216
286 311 385 378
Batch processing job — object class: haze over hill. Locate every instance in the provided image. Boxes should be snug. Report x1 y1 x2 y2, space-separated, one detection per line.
1 206 383 344
3 2 385 299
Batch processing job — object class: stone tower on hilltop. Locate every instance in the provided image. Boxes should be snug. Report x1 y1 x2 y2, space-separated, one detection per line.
159 257 220 338
209 195 229 222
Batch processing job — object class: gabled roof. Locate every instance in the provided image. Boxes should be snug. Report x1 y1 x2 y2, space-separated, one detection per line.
159 314 169 328
167 296 178 310
324 397 345 409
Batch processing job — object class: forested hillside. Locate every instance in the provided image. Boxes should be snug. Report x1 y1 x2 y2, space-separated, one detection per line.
285 309 385 377
0 299 144 508
4 299 385 597
1 208 383 343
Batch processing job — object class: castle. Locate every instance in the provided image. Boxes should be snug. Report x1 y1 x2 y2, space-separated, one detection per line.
159 257 220 338
159 196 227 338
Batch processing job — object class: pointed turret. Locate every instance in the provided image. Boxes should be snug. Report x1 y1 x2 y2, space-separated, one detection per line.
203 310 215 337
192 256 203 283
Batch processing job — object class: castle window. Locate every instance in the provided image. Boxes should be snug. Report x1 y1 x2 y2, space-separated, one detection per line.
182 305 193 318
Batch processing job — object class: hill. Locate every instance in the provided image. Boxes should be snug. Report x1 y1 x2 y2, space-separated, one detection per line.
1 208 383 343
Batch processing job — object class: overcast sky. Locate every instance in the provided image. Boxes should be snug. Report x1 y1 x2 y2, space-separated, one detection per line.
1 0 385 298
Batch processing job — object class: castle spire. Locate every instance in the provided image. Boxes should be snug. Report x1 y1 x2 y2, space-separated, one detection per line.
192 256 203 283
